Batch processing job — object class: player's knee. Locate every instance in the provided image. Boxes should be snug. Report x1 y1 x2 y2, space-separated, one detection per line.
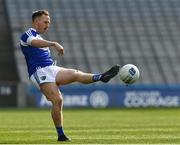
50 95 63 107
73 69 79 74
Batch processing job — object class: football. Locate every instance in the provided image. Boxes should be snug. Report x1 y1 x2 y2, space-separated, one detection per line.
119 64 140 84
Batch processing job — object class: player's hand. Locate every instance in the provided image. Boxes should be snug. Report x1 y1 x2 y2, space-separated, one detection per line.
53 42 64 56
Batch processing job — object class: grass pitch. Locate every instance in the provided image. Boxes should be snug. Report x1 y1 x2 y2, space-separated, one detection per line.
0 108 180 144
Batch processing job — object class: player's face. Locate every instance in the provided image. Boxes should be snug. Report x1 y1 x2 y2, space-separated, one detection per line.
36 15 50 34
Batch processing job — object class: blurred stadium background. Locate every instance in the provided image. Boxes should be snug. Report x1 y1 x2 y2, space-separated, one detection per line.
1 0 180 108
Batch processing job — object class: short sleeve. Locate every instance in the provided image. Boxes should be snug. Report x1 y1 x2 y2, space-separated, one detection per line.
20 29 37 46
26 35 37 45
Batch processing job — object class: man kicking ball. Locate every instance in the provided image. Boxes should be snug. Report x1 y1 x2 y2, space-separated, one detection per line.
20 10 120 141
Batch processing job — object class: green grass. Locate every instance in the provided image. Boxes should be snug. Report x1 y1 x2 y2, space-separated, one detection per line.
0 108 180 144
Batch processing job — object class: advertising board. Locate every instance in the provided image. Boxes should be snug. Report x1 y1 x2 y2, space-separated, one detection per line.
0 83 17 107
27 84 180 108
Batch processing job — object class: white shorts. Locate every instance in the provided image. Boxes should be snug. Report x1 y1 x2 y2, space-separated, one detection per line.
30 65 61 88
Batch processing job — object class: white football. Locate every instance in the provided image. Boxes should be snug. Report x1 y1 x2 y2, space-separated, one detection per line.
119 64 140 84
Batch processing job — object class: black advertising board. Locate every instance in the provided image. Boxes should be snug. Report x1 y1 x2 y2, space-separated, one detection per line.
0 83 17 107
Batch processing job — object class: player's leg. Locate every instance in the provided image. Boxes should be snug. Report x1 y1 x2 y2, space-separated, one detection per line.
39 82 70 141
56 64 120 86
56 68 93 86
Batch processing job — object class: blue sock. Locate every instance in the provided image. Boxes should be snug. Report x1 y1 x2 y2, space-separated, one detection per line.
56 127 64 136
92 74 102 82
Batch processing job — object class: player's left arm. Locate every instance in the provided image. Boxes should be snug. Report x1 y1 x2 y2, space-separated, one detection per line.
31 39 64 55
21 31 64 56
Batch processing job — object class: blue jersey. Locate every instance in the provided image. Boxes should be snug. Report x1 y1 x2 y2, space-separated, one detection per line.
20 28 53 77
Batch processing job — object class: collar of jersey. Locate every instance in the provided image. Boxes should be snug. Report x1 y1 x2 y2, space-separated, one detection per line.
30 28 40 35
